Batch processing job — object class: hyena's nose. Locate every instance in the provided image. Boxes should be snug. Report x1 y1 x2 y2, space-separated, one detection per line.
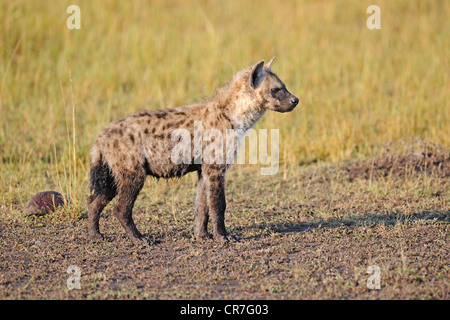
291 97 299 106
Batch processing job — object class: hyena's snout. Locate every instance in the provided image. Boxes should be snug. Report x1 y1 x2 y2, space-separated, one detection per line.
281 94 299 113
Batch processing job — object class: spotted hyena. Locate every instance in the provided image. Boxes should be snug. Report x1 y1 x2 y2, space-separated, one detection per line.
87 57 299 245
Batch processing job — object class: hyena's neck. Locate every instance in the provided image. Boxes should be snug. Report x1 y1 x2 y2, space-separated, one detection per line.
228 104 266 132
214 71 266 132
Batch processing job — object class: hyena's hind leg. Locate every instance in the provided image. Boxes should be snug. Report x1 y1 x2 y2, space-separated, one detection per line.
112 169 146 245
87 161 117 240
195 171 212 240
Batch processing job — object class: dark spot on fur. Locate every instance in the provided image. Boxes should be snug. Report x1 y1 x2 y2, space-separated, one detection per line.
222 113 231 124
144 128 149 135
135 110 151 117
129 134 135 144
155 111 168 119
109 128 123 136
174 120 185 127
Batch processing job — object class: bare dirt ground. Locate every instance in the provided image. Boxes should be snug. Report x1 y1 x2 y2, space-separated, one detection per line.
0 145 448 299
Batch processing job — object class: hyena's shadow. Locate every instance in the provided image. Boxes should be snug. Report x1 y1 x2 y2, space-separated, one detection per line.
242 210 448 240
81 207 192 245
239 222 312 241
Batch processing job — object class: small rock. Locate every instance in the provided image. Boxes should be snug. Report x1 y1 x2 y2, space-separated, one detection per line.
31 240 44 249
24 191 65 217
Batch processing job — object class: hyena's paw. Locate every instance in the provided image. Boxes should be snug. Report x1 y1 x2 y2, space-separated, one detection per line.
88 230 104 241
129 235 151 247
215 233 239 243
195 232 213 241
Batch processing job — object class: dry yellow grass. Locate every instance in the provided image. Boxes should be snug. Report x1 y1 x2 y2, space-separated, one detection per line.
0 0 448 216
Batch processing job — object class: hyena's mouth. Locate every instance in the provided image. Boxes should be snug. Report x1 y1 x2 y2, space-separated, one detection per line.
276 104 298 113
282 107 296 113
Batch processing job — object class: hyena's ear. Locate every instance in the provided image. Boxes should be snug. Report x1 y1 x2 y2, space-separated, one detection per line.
250 60 266 89
265 56 275 72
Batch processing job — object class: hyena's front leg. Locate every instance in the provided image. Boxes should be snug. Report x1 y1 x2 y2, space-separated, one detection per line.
195 172 212 240
204 167 237 243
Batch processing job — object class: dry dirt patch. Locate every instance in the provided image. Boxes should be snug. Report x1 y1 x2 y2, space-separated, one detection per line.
0 145 448 299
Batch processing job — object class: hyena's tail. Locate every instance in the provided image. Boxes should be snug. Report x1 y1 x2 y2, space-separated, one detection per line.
89 146 116 196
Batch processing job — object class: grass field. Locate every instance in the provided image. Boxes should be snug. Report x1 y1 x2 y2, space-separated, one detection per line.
0 0 449 299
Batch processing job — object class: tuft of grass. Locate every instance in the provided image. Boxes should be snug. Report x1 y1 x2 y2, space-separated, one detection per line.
52 63 85 218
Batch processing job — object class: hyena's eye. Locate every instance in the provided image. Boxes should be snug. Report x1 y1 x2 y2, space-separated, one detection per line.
271 88 281 93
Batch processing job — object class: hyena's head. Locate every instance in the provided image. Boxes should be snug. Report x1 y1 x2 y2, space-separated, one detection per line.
249 57 299 113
